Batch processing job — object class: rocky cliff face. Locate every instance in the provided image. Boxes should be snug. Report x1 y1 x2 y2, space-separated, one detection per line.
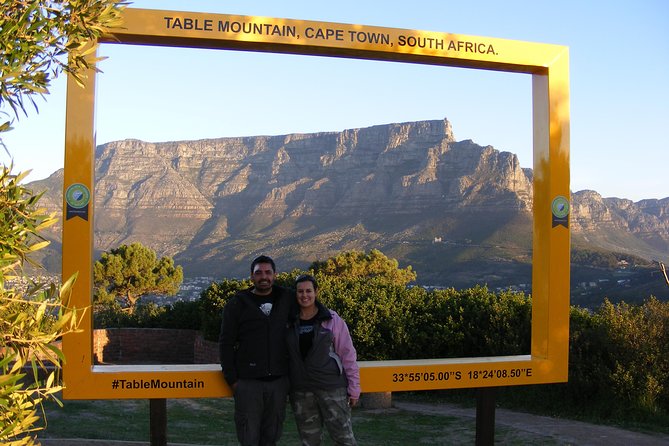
571 190 669 260
30 118 669 283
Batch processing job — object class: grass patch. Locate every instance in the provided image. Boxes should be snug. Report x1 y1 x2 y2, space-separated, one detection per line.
37 394 567 445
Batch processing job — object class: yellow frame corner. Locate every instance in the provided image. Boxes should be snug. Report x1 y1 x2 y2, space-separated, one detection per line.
62 8 570 399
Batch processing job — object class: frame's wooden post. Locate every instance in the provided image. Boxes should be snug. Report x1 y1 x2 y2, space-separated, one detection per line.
150 399 167 446
475 387 496 446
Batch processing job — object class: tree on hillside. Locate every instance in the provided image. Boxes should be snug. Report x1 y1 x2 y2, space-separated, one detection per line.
309 249 417 286
93 242 184 312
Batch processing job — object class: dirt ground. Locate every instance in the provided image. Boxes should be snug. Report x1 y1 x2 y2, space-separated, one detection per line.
393 401 669 446
40 400 669 446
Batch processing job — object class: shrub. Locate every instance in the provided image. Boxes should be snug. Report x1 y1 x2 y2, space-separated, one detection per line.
597 297 669 414
0 168 81 445
198 278 250 341
94 300 201 330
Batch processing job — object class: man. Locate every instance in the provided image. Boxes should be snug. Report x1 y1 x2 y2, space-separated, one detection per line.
219 255 293 446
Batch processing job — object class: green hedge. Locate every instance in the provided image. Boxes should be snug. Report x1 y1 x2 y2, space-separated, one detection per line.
94 300 201 330
96 274 669 420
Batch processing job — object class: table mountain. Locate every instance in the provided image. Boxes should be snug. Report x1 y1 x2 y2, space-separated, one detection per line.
29 118 669 290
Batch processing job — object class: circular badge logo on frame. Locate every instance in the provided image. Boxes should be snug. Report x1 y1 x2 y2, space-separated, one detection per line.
551 195 570 219
65 183 91 209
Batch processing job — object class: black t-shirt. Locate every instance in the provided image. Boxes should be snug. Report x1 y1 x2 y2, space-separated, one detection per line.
250 291 274 316
298 315 318 359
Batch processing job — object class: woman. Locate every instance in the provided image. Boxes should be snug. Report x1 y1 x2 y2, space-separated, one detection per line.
286 274 360 446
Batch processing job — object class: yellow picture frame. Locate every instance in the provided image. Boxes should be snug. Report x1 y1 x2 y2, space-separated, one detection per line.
62 8 570 399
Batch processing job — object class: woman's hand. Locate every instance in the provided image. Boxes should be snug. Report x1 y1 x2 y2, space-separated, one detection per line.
348 397 359 407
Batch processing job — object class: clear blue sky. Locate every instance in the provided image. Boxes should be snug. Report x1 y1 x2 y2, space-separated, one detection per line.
2 0 668 202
